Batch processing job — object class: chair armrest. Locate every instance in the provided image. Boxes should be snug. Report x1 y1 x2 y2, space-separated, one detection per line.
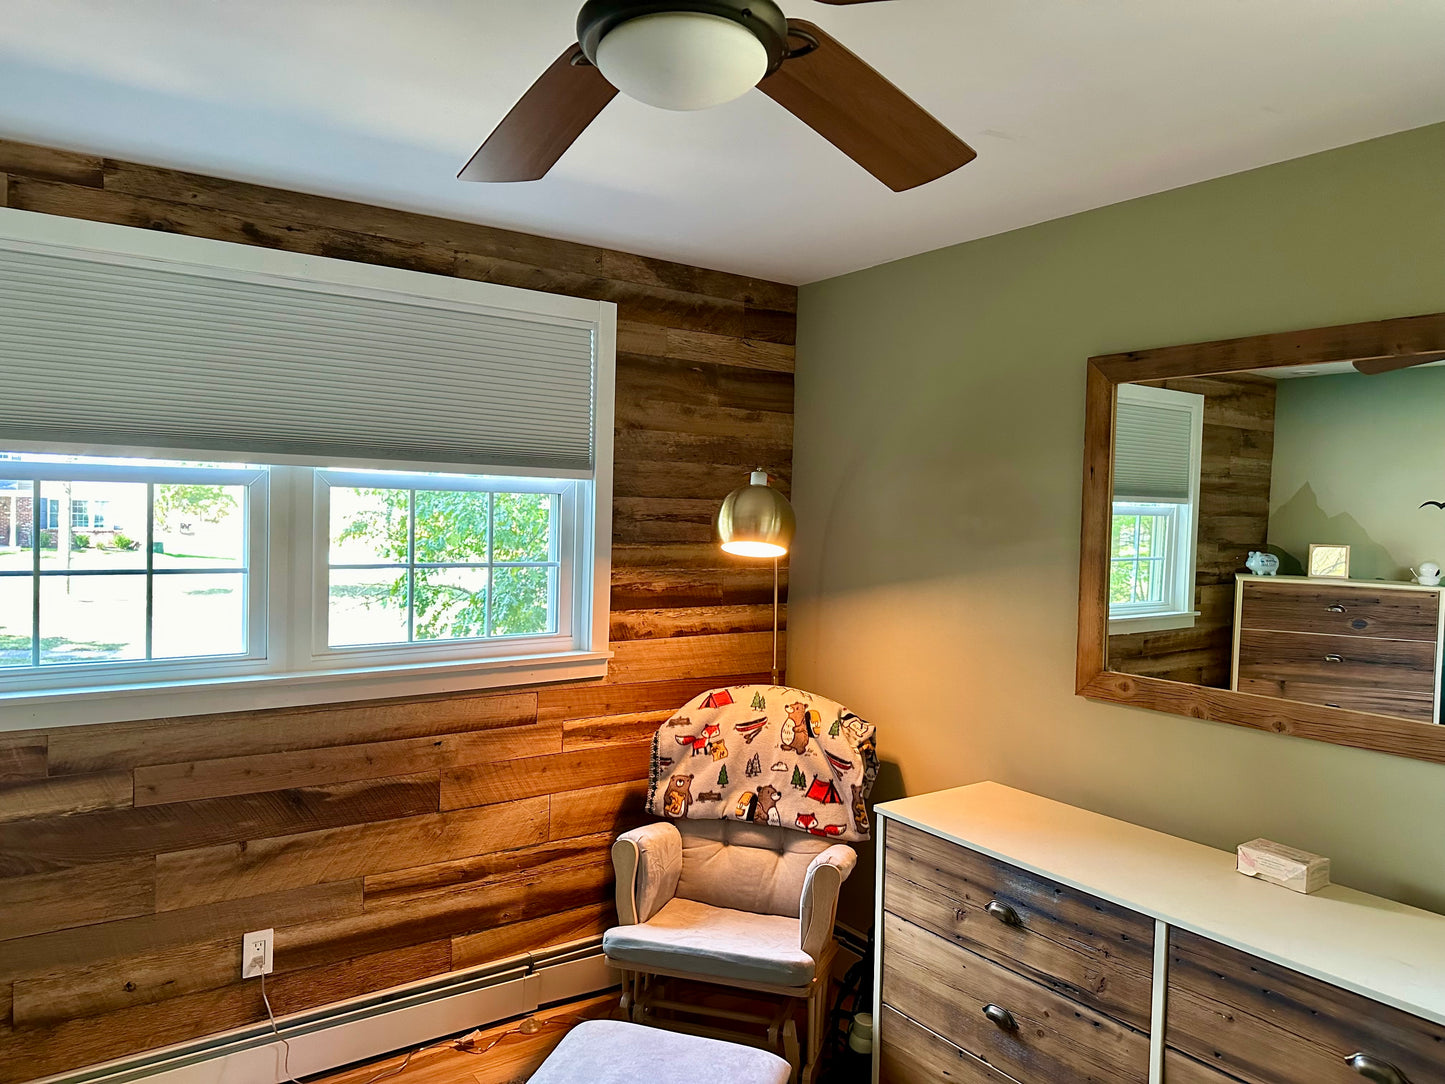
799 844 857 958
612 821 683 925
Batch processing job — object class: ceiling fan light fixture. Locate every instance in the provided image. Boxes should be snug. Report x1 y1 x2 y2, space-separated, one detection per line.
594 10 767 111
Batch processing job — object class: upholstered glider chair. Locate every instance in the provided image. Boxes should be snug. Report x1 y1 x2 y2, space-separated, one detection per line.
601 685 878 1084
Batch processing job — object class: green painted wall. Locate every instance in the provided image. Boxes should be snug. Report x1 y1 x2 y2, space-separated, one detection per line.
790 122 1445 926
1270 367 1445 581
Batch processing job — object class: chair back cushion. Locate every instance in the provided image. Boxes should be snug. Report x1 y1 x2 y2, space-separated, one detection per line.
675 821 834 917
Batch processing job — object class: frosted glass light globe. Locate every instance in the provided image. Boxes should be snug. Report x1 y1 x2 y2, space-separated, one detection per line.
595 11 768 111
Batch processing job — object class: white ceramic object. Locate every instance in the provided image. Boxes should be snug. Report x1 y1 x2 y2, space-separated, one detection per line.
1414 561 1442 586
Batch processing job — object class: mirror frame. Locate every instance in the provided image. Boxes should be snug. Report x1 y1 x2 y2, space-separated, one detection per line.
1077 310 1445 766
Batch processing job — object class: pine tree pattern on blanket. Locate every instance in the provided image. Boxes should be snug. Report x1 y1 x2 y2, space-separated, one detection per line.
646 685 879 841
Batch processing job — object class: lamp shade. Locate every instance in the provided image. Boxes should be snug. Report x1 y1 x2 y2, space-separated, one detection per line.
594 11 768 111
717 470 795 558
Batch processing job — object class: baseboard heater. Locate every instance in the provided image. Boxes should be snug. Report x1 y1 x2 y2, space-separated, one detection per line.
32 939 618 1084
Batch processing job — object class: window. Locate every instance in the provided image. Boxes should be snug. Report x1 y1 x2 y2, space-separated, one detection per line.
0 206 615 727
0 453 263 675
1109 384 1204 633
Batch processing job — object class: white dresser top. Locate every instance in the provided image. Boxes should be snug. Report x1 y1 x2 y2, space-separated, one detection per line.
878 782 1445 1026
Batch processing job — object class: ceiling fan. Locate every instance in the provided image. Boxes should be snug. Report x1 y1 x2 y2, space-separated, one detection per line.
458 0 976 192
1352 351 1445 375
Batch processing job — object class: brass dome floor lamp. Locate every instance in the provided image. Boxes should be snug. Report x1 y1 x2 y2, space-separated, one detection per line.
716 470 796 684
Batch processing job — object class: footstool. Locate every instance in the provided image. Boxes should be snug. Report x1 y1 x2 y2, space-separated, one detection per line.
529 1020 792 1084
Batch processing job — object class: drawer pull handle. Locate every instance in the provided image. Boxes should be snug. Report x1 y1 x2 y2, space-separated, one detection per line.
982 1004 1018 1032
1345 1053 1410 1084
985 900 1022 926
1327 604 1348 613
1324 653 1345 663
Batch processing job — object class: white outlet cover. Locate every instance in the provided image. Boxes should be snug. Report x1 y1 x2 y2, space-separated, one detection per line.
242 927 274 978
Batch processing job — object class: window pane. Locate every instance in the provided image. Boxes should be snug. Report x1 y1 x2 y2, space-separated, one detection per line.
329 568 409 647
40 574 147 665
154 484 247 569
330 487 408 565
414 567 489 641
1109 560 1136 605
0 575 31 667
152 573 246 659
415 490 489 565
493 493 552 562
38 481 148 571
491 566 553 636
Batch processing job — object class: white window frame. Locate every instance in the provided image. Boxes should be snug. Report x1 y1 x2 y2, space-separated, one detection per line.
0 208 615 732
1108 384 1204 634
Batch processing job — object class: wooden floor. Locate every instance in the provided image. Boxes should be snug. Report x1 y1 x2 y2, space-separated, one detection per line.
309 994 621 1084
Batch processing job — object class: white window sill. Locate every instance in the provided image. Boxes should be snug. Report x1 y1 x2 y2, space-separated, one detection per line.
1108 611 1200 635
0 649 612 733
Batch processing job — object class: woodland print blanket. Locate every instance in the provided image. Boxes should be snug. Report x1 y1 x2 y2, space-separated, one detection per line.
646 685 879 842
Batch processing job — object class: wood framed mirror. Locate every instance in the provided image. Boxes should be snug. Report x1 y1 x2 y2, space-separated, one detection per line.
1077 311 1445 766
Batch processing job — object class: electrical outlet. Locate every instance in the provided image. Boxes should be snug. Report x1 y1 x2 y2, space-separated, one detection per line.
241 928 274 979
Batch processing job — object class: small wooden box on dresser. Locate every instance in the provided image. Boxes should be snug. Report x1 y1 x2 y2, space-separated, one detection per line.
874 783 1445 1084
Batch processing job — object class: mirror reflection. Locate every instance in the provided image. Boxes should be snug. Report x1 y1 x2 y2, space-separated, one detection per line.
1106 362 1445 724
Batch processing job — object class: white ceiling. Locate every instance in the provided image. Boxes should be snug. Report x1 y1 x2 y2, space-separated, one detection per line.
1 1 1443 285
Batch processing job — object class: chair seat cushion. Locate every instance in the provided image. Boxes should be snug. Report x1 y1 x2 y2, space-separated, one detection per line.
530 1020 791 1084
602 898 817 987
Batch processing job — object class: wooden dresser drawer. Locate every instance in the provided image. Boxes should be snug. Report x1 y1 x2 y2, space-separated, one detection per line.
1236 629 1438 720
1240 583 1440 641
1164 1048 1246 1083
883 819 1154 1030
879 1006 1020 1084
1167 930 1445 1084
881 911 1149 1084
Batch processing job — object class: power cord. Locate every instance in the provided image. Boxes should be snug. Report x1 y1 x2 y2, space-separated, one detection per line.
255 961 579 1084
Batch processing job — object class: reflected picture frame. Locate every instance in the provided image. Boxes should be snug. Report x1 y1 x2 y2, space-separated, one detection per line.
1307 543 1352 579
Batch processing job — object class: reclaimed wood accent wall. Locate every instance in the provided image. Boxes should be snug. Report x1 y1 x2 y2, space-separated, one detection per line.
1107 375 1275 687
0 138 795 1082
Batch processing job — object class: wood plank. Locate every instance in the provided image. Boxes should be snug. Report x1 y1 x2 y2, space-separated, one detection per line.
47 691 537 775
548 779 650 841
0 879 361 983
9 176 458 277
451 902 614 970
616 352 794 415
13 933 238 1028
609 604 781 642
617 321 795 372
0 170 8 207
0 734 47 783
133 719 558 807
614 458 791 501
101 158 792 310
0 773 440 877
612 567 787 610
263 940 452 1017
363 833 614 904
606 632 783 684
155 796 549 910
0 858 154 942
278 855 613 972
881 912 1148 1084
535 675 769 723
0 771 132 823
441 742 652 811
0 139 103 186
562 710 673 751
1091 311 1445 383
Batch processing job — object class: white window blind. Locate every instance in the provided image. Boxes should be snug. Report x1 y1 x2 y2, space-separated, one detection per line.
0 242 597 473
1113 384 1204 503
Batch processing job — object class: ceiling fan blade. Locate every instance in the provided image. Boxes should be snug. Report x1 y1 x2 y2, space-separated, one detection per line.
459 45 617 182
759 19 975 192
1353 351 1445 375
